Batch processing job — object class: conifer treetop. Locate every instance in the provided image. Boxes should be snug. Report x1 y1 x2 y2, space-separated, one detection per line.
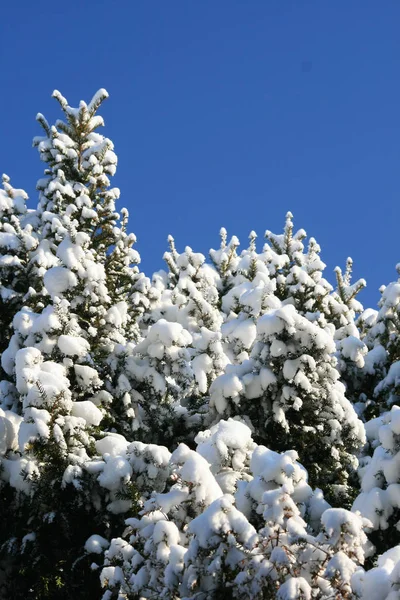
33 88 116 194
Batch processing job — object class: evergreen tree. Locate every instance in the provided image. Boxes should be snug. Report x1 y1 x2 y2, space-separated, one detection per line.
122 318 194 444
209 227 240 296
353 404 400 557
210 301 365 503
163 241 228 419
0 89 399 599
163 238 222 333
219 230 277 366
0 175 37 370
264 213 366 338
212 215 367 396
0 90 142 599
124 238 228 442
363 268 400 415
96 420 371 600
327 258 368 404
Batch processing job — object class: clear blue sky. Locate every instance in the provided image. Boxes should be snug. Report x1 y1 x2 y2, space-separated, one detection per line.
1 1 399 309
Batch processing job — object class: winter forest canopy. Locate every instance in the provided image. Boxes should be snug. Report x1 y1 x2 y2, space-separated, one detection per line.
1 89 400 600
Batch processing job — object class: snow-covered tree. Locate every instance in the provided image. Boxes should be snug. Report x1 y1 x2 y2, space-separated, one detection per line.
0 89 145 599
162 239 227 408
121 239 228 443
209 226 240 295
163 238 221 330
219 232 277 366
360 269 400 419
121 318 194 444
2 88 400 600
263 215 368 392
210 302 365 503
0 176 37 369
94 420 372 600
262 212 330 312
329 258 369 411
353 405 400 557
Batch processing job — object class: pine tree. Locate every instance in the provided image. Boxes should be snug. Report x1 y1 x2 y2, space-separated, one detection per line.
264 213 366 335
213 215 367 383
122 317 194 444
363 267 400 415
353 404 400 557
209 227 240 296
163 240 228 419
0 175 37 371
219 230 277 366
210 301 365 504
96 420 371 600
0 90 142 599
124 238 228 442
326 258 368 408
164 239 222 332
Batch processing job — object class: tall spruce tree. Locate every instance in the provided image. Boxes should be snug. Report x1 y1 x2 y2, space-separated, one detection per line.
330 258 371 412
263 213 367 339
120 239 228 444
0 90 143 599
0 176 38 371
162 240 228 417
210 301 365 504
209 227 240 296
219 230 277 366
365 268 400 413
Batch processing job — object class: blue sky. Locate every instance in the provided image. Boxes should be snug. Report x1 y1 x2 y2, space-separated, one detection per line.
1 1 399 308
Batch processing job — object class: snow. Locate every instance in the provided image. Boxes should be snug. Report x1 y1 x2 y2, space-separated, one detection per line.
376 362 400 396
195 419 253 466
96 433 129 457
223 318 257 350
192 353 212 394
0 232 20 250
58 334 90 357
137 318 192 349
85 534 110 554
210 372 243 413
105 302 128 327
88 89 109 114
340 335 367 367
71 401 103 426
2 455 40 493
0 409 21 453
277 577 311 600
44 266 77 297
171 443 223 505
351 545 400 600
57 235 88 270
97 455 132 491
188 494 257 549
74 365 102 389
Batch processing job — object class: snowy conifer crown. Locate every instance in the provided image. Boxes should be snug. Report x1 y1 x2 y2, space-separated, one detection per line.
0 90 399 600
